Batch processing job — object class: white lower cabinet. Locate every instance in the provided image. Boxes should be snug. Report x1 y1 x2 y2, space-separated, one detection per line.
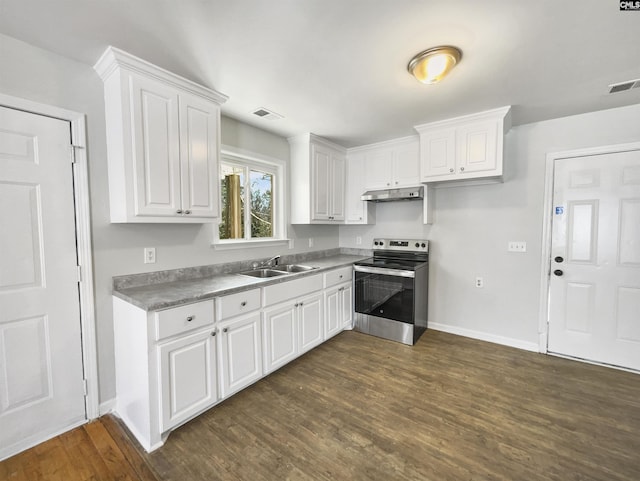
325 282 353 338
158 329 218 432
218 312 263 397
112 265 354 453
262 275 324 374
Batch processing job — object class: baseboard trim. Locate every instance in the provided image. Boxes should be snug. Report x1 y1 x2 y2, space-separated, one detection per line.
99 398 116 416
429 322 539 353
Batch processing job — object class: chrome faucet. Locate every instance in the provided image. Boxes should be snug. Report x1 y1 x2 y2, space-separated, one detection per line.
252 255 281 269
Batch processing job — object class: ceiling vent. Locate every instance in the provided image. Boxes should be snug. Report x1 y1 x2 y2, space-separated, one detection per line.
607 78 640 94
251 108 284 120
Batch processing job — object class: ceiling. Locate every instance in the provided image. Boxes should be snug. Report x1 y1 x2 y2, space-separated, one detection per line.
1 0 639 147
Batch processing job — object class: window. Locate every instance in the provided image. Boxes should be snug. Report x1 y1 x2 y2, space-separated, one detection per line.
214 147 286 247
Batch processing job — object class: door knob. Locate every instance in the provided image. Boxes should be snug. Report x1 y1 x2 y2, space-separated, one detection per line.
553 269 563 276
554 256 564 263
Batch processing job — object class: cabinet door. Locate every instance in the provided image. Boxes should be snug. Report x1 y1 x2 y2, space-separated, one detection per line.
365 149 393 189
262 303 297 374
340 283 353 329
158 329 218 432
419 128 456 181
393 142 420 187
178 93 219 218
219 313 262 398
324 287 342 339
456 120 498 175
298 293 324 354
130 74 182 217
329 153 346 220
345 153 368 223
311 144 331 220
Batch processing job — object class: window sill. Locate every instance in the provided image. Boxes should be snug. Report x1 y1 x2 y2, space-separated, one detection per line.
212 238 291 251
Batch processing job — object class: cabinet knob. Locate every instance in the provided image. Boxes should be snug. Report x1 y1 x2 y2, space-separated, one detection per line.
339 275 343 279
186 316 194 322
240 301 247 307
223 327 228 333
395 181 398 185
176 209 183 214
386 182 390 186
211 331 216 337
184 210 192 215
449 168 454 173
299 302 304 306
460 167 465 172
294 303 299 307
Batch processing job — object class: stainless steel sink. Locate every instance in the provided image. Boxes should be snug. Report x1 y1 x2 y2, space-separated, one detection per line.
239 268 290 278
272 264 318 273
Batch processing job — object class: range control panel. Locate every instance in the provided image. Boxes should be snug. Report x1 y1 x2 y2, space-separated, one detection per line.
372 238 429 252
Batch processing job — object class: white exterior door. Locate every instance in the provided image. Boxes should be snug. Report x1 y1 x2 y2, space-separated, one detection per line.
548 149 640 371
0 106 85 459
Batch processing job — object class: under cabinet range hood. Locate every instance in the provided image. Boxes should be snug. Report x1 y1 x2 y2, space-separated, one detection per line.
361 186 424 202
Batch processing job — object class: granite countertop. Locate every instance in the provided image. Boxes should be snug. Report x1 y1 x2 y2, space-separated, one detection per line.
113 254 367 311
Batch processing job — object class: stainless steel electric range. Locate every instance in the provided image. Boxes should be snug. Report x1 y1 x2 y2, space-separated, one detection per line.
353 238 429 345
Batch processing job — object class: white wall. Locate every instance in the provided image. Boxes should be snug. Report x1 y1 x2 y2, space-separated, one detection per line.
340 103 640 349
0 34 338 405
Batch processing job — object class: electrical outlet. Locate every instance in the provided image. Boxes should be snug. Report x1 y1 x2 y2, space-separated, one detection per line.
475 277 484 288
309 238 314 248
144 247 156 264
508 241 527 253
356 236 362 245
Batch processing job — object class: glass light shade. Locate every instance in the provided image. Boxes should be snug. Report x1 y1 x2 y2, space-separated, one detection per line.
408 46 462 84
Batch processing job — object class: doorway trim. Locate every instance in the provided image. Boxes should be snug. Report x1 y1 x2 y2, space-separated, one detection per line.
0 93 99 420
538 141 640 354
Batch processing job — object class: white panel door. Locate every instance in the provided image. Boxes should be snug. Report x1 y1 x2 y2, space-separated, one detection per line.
456 120 498 174
419 128 456 180
329 153 345 220
219 313 262 397
298 293 324 354
364 149 393 189
0 106 85 460
341 284 353 329
548 150 640 370
179 93 219 218
262 303 297 373
130 74 181 217
392 142 420 187
311 144 331 220
324 287 342 339
158 329 217 431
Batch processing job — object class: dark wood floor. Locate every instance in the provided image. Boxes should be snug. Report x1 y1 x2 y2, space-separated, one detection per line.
2 330 640 481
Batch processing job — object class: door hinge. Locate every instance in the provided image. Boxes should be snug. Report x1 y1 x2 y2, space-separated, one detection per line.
70 144 84 164
83 379 88 396
77 265 82 283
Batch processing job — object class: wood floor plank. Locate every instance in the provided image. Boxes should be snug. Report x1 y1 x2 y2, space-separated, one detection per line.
2 330 639 481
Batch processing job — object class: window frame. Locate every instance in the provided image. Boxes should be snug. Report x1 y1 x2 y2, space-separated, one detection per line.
213 145 288 249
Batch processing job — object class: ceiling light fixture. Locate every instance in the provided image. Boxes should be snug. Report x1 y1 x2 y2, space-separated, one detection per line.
407 46 462 84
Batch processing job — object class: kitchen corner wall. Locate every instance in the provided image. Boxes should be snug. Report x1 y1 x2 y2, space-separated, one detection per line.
0 34 338 406
340 103 640 350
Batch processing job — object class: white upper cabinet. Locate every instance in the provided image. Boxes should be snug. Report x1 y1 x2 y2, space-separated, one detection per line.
416 106 511 185
345 152 375 224
94 47 227 223
289 133 346 224
359 137 421 190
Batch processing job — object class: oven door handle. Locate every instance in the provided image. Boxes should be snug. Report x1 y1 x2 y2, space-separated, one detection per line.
353 265 415 278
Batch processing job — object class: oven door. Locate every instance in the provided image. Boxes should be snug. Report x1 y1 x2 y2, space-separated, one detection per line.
353 266 415 324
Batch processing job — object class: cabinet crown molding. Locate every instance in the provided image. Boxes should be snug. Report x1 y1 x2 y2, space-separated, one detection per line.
93 46 228 105
287 132 346 153
414 106 511 133
346 134 419 154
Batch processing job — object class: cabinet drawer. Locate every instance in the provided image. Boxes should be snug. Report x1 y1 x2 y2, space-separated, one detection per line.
216 288 261 320
154 300 214 341
324 266 352 288
263 274 323 306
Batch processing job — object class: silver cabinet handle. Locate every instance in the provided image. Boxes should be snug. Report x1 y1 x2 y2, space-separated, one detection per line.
460 166 465 172
223 327 228 333
240 301 247 307
211 331 216 337
294 303 299 307
339 274 343 279
449 168 454 173
395 181 398 185
299 302 303 306
176 209 183 214
184 210 191 214
186 316 194 322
